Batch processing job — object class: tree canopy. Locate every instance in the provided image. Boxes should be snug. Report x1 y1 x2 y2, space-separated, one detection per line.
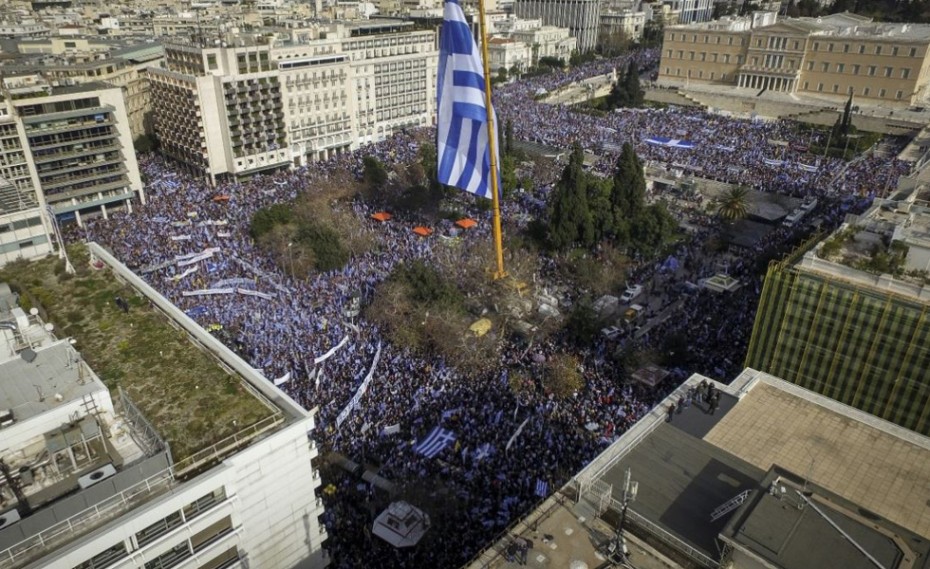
606 62 644 110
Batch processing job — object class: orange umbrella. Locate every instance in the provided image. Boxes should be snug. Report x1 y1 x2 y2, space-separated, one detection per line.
412 226 433 237
455 218 477 229
371 212 392 222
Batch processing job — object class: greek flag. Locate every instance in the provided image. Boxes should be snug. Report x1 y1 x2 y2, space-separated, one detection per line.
414 426 456 459
437 0 498 199
535 478 549 498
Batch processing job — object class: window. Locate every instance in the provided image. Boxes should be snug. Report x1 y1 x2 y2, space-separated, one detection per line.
807 61 814 71
885 66 893 77
793 41 800 50
753 57 759 66
73 543 129 569
852 64 860 74
207 54 217 70
864 87 870 96
910 47 917 57
183 488 227 522
803 81 809 90
828 43 834 52
814 42 820 51
144 542 191 569
818 83 823 92
191 516 234 553
724 54 730 63
836 63 844 73
678 50 684 58
821 62 829 72
859 44 866 54
689 51 695 60
847 86 854 94
136 511 183 547
728 37 734 45
892 46 899 56
879 88 886 97
701 52 706 61
902 68 911 79
667 49 672 57
832 84 839 93
875 45 882 55
896 90 903 99
844 43 850 53
868 65 876 76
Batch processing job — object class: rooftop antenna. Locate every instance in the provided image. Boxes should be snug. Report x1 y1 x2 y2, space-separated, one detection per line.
795 491 888 569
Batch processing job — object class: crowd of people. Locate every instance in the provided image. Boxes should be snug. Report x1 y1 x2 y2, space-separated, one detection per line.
72 50 914 567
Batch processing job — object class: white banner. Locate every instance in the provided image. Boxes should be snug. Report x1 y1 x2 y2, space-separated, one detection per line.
273 372 291 386
166 266 198 283
170 235 192 241
336 342 382 428
212 278 255 288
237 288 275 300
314 335 350 364
182 288 235 297
383 423 401 435
178 250 215 267
505 417 530 454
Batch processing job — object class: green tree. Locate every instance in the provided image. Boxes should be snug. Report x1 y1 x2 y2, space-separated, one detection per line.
610 143 646 225
250 203 293 239
547 145 595 249
363 155 388 188
588 176 616 242
714 186 750 221
505 119 514 156
623 61 644 107
631 203 677 256
538 56 565 69
296 222 350 272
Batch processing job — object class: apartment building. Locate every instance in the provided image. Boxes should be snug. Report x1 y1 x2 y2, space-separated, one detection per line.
659 12 930 108
148 21 437 182
0 77 144 226
513 0 601 52
0 243 328 569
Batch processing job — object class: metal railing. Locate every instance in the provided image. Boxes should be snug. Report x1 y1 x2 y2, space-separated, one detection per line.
623 508 718 569
0 468 175 569
171 411 284 478
118 387 170 461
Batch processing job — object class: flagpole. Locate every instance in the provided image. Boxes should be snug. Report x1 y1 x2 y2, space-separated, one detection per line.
476 0 506 279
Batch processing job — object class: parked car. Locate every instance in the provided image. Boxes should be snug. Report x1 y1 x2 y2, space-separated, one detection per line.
620 284 643 304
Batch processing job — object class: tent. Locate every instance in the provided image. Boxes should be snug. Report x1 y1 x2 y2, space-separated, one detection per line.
371 212 393 222
413 226 433 237
455 218 477 230
469 318 492 337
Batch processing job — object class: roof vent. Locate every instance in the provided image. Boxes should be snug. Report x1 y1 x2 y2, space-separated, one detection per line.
0 409 13 428
78 464 116 489
20 349 36 363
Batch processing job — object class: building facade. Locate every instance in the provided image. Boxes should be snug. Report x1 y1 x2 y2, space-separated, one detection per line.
658 12 930 108
0 77 144 226
513 0 601 52
149 22 437 182
746 190 930 436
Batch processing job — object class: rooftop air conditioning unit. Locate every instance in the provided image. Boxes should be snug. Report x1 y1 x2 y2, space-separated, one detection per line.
78 463 116 489
0 409 13 428
0 509 21 531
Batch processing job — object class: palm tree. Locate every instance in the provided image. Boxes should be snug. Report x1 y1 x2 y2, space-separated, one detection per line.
714 186 750 221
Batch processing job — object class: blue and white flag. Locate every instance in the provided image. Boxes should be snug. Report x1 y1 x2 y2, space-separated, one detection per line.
645 137 695 149
535 478 549 498
437 0 498 199
414 426 456 458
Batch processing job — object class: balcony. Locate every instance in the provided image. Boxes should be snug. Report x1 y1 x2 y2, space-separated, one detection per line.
28 131 118 151
31 141 122 165
41 165 128 192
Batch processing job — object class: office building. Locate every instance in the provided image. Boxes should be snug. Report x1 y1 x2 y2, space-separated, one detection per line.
149 21 437 183
658 12 930 108
513 0 601 52
0 242 328 569
0 77 144 226
746 181 930 436
469 368 930 568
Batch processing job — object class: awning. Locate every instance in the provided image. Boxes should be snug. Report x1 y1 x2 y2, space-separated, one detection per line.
455 218 477 229
371 212 392 222
413 226 433 237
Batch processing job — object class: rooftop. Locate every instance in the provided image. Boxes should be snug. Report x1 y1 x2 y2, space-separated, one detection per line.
471 369 930 568
0 243 280 466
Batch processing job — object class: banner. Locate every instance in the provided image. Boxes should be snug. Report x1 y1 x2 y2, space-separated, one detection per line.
763 158 785 167
335 342 382 428
505 417 530 453
273 372 291 386
798 163 818 173
170 235 192 241
166 266 198 283
212 278 256 288
237 288 275 300
314 335 350 364
383 423 401 436
181 288 235 297
178 250 215 267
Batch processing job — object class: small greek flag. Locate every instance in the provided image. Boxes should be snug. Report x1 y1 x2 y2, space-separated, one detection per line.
535 478 549 498
437 0 498 199
414 426 456 459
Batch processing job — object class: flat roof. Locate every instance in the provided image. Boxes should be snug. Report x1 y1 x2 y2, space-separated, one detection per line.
704 378 930 539
0 341 103 422
0 243 282 465
478 369 930 568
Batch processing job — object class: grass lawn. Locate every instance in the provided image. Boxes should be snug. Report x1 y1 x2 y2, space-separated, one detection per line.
0 244 274 463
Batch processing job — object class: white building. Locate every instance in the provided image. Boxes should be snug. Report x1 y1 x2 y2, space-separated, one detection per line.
0 77 144 227
0 243 329 569
513 0 601 52
600 9 646 42
149 21 437 181
488 37 533 74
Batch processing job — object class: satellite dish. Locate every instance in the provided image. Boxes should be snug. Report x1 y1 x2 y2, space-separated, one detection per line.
29 307 39 316
44 323 54 332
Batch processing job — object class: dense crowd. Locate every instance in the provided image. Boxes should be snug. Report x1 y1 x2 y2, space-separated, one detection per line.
73 51 912 567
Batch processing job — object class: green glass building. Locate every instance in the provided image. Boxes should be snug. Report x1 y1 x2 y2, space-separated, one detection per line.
746 244 930 436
